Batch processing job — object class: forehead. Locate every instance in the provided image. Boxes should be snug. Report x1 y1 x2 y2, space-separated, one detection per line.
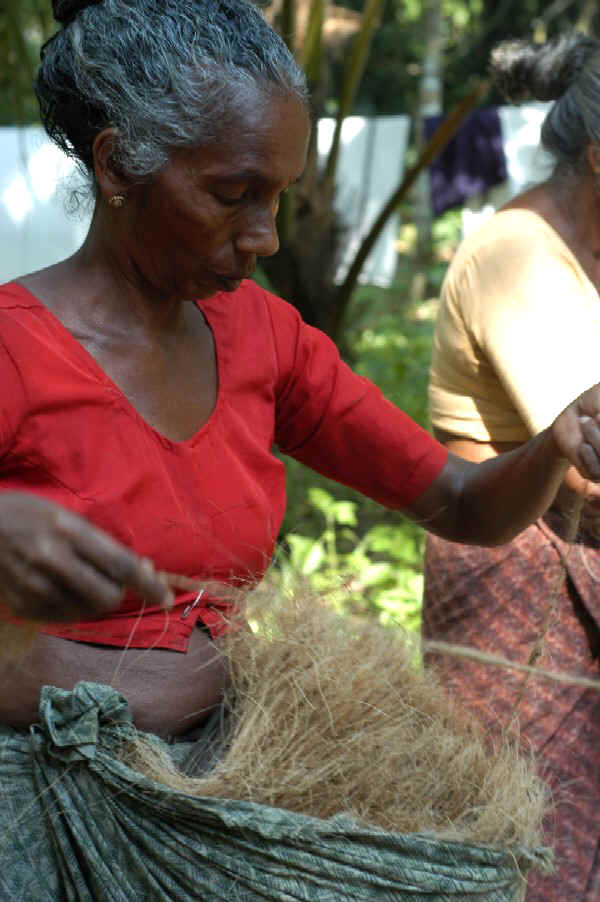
180 88 310 187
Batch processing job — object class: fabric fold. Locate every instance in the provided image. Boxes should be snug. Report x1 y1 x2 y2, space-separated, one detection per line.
0 681 550 900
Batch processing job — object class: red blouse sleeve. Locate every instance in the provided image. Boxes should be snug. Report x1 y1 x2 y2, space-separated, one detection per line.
265 292 448 509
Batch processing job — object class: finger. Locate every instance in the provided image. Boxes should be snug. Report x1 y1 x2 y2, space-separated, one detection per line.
83 545 173 609
578 443 600 482
4 560 168 622
134 556 174 609
2 568 94 622
54 512 174 608
55 554 129 616
8 540 128 620
576 415 600 481
579 414 600 440
575 386 600 418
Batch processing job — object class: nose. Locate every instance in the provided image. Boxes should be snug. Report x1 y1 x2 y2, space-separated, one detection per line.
235 206 280 258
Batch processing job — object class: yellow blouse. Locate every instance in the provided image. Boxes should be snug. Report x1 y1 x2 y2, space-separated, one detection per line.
429 208 600 442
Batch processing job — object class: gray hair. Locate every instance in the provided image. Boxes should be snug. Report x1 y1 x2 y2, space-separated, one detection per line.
490 33 600 176
36 0 308 186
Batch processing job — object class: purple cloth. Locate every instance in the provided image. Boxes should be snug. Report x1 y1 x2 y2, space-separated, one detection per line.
424 107 507 216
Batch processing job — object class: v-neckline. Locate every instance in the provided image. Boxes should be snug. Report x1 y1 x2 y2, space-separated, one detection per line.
13 281 223 448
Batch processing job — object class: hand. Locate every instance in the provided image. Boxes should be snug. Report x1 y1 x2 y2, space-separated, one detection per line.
0 492 173 622
552 385 600 482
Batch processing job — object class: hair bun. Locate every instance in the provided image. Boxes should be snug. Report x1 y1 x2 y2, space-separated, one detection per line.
490 33 599 103
52 0 102 26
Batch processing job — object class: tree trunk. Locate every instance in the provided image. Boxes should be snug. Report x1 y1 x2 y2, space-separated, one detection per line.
409 0 445 304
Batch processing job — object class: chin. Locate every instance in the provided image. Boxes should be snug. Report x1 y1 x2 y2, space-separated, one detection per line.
181 282 218 300
221 280 243 293
215 275 244 293
189 288 217 300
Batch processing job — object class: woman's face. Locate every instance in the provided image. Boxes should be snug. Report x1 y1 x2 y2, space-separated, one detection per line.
122 86 311 301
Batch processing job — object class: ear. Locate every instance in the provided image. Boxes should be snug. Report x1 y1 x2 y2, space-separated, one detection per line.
92 128 129 202
586 143 600 176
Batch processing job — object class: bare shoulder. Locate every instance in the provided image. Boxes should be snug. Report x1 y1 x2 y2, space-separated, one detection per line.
500 183 551 215
16 259 80 313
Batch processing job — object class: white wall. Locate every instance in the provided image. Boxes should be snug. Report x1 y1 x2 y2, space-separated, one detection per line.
462 103 554 235
0 127 90 283
318 116 411 287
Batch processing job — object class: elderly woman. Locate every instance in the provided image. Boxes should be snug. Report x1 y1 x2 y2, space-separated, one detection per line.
2 2 600 897
424 34 600 902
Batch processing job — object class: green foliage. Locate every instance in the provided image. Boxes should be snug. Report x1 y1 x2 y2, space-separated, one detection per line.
0 0 53 125
334 0 596 115
273 485 425 631
5 1 596 127
350 308 433 423
271 284 437 632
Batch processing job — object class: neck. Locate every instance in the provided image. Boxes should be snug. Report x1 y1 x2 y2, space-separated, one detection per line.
548 170 600 260
60 210 188 340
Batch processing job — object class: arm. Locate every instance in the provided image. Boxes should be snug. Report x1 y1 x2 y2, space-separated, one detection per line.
431 213 600 515
267 283 598 542
407 386 600 545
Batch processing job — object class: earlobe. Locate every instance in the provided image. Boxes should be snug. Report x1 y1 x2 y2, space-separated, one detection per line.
587 144 600 176
92 128 128 204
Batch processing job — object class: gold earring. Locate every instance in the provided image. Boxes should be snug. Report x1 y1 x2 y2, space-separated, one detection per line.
108 194 125 208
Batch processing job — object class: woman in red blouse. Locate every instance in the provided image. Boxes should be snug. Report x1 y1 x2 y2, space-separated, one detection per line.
2 0 600 748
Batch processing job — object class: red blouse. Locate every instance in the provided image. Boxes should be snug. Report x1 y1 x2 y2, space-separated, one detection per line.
0 280 447 650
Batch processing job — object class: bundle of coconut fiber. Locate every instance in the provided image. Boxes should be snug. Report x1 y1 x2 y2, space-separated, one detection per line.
0 580 552 900
117 580 552 900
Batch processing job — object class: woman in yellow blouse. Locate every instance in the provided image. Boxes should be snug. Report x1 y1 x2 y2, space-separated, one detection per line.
424 34 600 901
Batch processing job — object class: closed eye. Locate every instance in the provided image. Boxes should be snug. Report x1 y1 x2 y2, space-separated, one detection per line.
215 188 288 214
214 191 248 207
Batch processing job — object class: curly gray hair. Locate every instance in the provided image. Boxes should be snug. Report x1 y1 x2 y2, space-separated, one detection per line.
36 0 308 185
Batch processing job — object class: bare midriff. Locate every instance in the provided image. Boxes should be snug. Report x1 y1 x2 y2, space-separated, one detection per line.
0 625 228 737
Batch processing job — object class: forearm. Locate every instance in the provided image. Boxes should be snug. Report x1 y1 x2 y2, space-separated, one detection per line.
454 428 569 544
407 428 569 545
409 382 600 545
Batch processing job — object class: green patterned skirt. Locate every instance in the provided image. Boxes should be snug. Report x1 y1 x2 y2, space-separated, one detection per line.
0 682 550 901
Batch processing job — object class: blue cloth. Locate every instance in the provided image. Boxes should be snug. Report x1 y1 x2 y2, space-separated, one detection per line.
425 108 507 215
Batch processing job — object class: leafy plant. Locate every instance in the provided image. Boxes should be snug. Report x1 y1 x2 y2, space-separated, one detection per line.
272 288 437 632
1 0 53 125
271 485 425 631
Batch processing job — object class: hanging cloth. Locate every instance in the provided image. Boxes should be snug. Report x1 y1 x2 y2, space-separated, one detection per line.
425 108 507 216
